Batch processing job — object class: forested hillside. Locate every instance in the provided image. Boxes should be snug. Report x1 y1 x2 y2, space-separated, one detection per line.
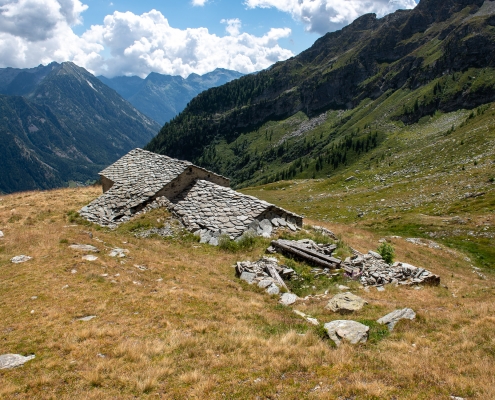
0 62 160 193
146 0 495 187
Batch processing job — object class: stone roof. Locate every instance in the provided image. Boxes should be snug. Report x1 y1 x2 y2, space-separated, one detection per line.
171 180 301 238
100 148 192 192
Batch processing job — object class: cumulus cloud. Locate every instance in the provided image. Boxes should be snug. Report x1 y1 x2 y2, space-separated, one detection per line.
0 0 101 68
0 0 87 41
221 18 242 36
191 0 208 6
82 10 293 77
245 0 417 34
0 1 294 77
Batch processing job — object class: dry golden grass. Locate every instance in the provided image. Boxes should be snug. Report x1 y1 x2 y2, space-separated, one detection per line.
0 187 494 399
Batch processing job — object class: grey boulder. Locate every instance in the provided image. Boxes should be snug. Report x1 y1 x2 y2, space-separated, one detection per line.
279 293 298 306
324 320 369 346
69 244 99 253
377 308 416 331
240 271 256 284
325 292 368 313
11 255 32 264
0 354 35 369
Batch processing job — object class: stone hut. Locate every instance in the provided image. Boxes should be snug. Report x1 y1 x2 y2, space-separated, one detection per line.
80 148 303 241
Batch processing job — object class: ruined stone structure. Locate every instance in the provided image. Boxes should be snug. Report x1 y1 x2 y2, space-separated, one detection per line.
80 148 303 240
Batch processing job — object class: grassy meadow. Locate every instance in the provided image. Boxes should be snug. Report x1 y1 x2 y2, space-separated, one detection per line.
0 181 494 399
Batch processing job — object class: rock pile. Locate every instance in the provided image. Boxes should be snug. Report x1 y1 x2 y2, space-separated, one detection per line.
343 250 440 287
236 257 296 295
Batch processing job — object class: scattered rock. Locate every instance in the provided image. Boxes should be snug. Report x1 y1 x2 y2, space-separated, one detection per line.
0 354 35 369
77 315 96 322
406 238 441 249
345 176 355 182
324 320 369 347
11 255 32 264
338 285 350 291
376 286 385 292
325 292 368 313
134 264 147 271
293 309 319 325
69 244 99 253
82 255 98 261
109 248 128 257
377 308 416 331
310 225 338 240
0 230 4 238
279 293 298 306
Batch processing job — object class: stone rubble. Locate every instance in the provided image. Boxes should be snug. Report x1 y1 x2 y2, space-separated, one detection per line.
377 308 416 331
324 320 369 347
11 255 32 264
236 257 296 295
0 354 35 369
325 292 368 313
343 250 440 287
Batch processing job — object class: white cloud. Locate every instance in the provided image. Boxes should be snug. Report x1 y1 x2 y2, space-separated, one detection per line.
0 0 87 41
0 0 101 69
191 0 208 6
221 18 242 36
82 10 293 77
0 2 293 77
245 0 417 34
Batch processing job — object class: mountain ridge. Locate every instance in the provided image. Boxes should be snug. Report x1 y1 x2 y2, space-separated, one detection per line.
145 0 495 187
98 68 244 125
0 62 160 193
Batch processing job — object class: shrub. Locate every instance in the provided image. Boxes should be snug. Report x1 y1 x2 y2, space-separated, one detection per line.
377 242 395 264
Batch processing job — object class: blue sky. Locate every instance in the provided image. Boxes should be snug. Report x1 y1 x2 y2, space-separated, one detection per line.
0 0 417 78
73 0 320 56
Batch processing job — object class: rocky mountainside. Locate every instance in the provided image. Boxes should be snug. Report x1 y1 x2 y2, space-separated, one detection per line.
0 62 160 193
146 0 495 187
98 69 244 125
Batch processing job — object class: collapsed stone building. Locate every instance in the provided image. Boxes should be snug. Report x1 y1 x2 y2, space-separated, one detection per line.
80 148 302 242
